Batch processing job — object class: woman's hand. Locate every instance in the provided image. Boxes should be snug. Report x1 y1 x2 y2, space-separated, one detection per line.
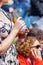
31 48 42 60
14 17 25 31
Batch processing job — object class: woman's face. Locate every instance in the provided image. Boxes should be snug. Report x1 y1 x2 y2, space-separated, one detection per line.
1 0 8 5
32 40 40 48
31 40 41 52
30 40 42 59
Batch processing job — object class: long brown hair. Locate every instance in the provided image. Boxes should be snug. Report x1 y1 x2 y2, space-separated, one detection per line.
15 36 36 57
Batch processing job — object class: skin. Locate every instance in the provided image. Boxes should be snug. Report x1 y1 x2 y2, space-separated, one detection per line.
0 0 25 56
31 40 42 60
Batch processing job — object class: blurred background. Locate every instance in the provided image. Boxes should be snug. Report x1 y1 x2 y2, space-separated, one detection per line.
2 0 43 30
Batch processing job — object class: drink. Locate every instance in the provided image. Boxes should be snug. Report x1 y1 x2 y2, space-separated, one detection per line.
18 31 25 39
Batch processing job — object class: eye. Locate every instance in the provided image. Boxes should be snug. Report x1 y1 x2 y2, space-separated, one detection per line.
35 45 40 49
31 45 41 49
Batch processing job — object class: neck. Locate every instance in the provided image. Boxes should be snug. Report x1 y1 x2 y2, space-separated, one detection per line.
0 3 3 8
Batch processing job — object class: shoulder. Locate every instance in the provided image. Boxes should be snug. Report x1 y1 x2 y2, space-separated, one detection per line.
0 8 11 25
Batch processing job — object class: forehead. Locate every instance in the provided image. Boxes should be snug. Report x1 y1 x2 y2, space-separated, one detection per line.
33 40 40 46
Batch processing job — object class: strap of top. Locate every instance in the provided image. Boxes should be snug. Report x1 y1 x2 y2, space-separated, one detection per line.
0 8 12 30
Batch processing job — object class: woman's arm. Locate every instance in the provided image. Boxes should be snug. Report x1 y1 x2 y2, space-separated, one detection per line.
0 17 25 54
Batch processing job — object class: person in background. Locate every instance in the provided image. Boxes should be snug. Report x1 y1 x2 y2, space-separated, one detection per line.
36 30 43 59
27 28 43 49
15 36 43 65
0 0 25 65
27 28 43 59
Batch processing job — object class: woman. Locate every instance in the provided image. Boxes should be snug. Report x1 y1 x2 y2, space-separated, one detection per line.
27 28 43 60
16 36 43 65
0 0 25 65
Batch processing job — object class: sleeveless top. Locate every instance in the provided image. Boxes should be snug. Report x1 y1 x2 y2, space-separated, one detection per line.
0 8 19 65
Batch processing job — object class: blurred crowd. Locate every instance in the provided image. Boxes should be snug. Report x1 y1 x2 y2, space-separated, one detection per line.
2 0 43 30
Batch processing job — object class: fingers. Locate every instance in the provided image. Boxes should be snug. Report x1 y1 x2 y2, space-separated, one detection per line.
31 48 42 60
31 49 37 58
17 17 25 25
37 50 42 60
17 17 22 21
16 17 25 30
14 17 26 32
